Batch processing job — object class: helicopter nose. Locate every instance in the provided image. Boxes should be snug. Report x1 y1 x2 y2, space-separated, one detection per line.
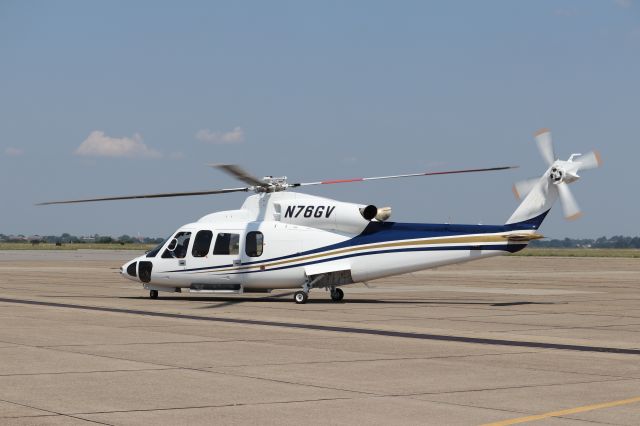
122 260 139 280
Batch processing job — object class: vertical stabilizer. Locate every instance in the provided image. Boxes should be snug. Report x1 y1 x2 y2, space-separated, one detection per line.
506 173 557 226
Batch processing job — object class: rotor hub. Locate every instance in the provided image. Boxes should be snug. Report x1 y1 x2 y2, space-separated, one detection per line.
255 176 289 193
550 167 564 184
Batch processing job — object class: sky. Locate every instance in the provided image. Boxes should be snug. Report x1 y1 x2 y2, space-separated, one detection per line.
0 0 638 239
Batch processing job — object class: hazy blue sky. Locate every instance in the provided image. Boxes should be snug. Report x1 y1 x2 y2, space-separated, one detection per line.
1 0 638 238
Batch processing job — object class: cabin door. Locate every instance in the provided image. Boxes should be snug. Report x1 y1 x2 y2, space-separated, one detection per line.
187 229 244 286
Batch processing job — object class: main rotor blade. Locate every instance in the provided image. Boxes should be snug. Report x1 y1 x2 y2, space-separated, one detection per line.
290 165 518 188
534 128 556 166
37 187 249 205
557 182 582 220
212 164 266 187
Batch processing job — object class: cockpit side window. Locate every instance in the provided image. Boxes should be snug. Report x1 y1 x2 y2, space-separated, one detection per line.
192 230 213 257
213 232 240 255
161 231 192 259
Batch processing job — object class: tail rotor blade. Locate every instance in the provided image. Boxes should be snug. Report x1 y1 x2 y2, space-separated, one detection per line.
577 150 602 170
557 182 582 220
512 177 540 200
534 128 556 166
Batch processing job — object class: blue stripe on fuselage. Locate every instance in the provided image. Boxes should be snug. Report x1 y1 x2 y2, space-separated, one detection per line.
348 209 549 245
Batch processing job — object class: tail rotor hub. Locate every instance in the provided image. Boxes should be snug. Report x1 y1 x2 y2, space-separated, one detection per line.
549 167 564 184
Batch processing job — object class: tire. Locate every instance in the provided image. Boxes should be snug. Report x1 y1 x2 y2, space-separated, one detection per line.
330 287 344 302
150 289 158 299
294 291 308 304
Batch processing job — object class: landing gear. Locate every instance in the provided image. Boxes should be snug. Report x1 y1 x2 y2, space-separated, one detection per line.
294 275 347 304
294 291 308 304
293 275 319 304
149 289 158 299
330 287 344 302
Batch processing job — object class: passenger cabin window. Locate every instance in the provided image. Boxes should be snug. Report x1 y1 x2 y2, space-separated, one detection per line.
213 233 240 255
245 231 263 257
161 232 191 259
192 230 213 257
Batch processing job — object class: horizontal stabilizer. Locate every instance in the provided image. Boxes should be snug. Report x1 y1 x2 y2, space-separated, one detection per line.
502 233 544 242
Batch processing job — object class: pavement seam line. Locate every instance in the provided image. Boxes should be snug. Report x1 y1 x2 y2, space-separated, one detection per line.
0 367 179 378
207 367 381 397
0 398 113 425
204 350 542 369
396 376 639 398
69 395 376 416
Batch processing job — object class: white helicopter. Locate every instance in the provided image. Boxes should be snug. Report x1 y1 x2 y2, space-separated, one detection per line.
40 129 600 304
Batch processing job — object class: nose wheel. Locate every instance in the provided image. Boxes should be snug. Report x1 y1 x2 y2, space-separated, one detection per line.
294 291 308 304
149 289 158 299
330 287 344 302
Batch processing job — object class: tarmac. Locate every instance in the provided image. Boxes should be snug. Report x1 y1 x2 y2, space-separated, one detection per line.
0 250 639 425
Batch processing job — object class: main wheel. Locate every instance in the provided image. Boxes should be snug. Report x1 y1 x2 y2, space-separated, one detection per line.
330 287 344 302
149 289 158 299
294 291 308 304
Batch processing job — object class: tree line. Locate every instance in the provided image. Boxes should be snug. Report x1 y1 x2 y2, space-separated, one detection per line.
530 236 640 249
2 233 639 249
0 233 164 245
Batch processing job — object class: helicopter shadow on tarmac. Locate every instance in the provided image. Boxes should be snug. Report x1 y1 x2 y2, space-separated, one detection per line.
115 292 562 310
194 298 561 309
44 290 563 309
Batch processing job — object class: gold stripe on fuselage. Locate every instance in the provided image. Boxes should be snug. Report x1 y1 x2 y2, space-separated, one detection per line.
189 233 534 275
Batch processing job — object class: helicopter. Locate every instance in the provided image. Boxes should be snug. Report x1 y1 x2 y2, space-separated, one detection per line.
39 129 600 304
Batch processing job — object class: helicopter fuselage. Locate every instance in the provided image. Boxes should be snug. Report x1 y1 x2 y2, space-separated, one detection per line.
121 192 543 300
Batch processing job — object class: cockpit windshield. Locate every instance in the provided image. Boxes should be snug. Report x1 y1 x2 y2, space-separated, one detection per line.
145 237 169 258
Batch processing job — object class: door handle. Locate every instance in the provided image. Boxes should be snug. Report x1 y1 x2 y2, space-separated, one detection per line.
179 259 186 266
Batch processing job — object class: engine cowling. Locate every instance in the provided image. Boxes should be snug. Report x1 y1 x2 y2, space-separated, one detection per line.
375 206 392 221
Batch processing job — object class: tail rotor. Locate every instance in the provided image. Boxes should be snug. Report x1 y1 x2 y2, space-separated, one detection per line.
509 129 601 224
